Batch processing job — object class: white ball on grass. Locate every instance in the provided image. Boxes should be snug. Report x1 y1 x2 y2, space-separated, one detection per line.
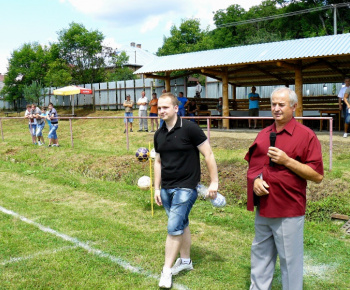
137 176 151 190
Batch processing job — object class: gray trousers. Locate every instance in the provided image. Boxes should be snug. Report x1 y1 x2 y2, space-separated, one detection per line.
138 110 148 130
250 209 304 290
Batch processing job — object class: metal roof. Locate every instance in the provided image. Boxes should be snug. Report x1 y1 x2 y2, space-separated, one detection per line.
135 33 350 86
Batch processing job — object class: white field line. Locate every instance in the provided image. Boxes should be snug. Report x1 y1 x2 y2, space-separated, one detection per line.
0 206 189 290
303 254 337 279
1 246 78 265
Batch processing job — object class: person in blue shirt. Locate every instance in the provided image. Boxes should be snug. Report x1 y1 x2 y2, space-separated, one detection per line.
177 92 189 117
248 86 260 129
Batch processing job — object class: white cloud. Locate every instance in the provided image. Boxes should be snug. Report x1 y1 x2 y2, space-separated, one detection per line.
65 0 263 30
140 15 162 34
102 37 122 50
0 53 10 75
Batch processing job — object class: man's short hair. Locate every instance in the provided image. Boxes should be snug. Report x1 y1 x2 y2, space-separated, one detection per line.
270 86 298 107
160 92 179 106
252 86 256 90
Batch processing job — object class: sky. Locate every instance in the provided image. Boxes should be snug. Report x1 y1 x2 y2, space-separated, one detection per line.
0 0 264 75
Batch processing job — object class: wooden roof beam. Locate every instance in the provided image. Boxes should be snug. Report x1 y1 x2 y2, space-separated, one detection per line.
143 73 169 80
316 58 346 77
201 68 226 77
251 64 289 85
276 61 300 70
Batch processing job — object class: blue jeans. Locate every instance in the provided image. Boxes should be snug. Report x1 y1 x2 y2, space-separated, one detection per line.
28 124 37 136
48 123 58 139
36 123 45 137
161 188 197 236
178 108 186 116
124 112 133 123
188 113 196 122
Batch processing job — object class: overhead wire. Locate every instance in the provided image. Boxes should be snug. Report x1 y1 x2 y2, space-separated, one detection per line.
217 3 350 28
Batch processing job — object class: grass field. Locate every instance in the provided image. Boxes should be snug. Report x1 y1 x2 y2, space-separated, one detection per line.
0 110 349 289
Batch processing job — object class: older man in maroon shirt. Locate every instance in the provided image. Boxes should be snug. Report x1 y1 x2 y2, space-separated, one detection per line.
245 87 324 290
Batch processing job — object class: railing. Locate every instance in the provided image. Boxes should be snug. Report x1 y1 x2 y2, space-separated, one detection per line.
0 115 333 171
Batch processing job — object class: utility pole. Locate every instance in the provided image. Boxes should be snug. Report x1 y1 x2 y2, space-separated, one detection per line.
333 5 337 35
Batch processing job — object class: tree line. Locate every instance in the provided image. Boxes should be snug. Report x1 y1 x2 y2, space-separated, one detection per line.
2 0 350 107
157 0 350 56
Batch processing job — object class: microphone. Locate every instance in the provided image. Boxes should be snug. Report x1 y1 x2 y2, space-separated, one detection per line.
269 132 276 167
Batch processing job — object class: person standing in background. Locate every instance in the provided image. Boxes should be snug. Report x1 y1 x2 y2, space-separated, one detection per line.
47 103 59 147
24 104 37 145
338 77 350 137
248 86 260 129
32 104 45 146
195 81 202 98
137 91 148 132
149 92 159 132
123 94 134 133
177 92 189 117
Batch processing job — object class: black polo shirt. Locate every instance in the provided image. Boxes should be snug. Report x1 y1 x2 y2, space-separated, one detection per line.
154 116 207 189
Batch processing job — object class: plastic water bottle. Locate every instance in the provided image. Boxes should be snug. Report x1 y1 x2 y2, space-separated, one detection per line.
196 183 226 208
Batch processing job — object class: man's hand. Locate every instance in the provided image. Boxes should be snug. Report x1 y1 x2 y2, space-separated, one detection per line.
267 146 290 165
253 178 269 196
207 182 218 200
155 189 162 206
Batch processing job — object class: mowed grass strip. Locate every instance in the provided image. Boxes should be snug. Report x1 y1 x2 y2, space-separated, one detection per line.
0 110 350 289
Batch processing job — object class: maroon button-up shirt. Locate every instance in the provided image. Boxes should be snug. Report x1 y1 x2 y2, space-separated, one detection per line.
245 118 324 218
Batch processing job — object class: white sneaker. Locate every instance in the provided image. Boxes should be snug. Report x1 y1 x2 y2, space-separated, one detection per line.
38 141 42 146
343 133 348 138
159 271 172 288
171 258 193 275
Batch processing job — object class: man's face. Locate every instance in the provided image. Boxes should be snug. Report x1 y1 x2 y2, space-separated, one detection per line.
141 91 145 97
251 87 256 93
158 97 178 122
31 105 36 111
271 90 296 126
152 94 157 99
48 104 53 110
345 78 350 87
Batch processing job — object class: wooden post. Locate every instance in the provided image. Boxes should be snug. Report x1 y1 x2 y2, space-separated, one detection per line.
92 88 95 112
295 66 303 122
232 84 236 100
0 119 4 141
222 71 229 129
69 118 74 148
165 73 171 93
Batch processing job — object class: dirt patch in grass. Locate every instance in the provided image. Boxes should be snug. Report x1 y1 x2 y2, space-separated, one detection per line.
199 133 350 205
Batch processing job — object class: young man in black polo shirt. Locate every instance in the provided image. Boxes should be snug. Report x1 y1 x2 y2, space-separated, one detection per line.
154 92 219 288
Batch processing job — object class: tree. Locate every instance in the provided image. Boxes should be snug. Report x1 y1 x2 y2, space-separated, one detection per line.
57 22 112 84
210 4 247 48
44 59 72 87
157 19 214 56
209 0 350 48
1 42 51 109
23 80 46 105
107 51 136 81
